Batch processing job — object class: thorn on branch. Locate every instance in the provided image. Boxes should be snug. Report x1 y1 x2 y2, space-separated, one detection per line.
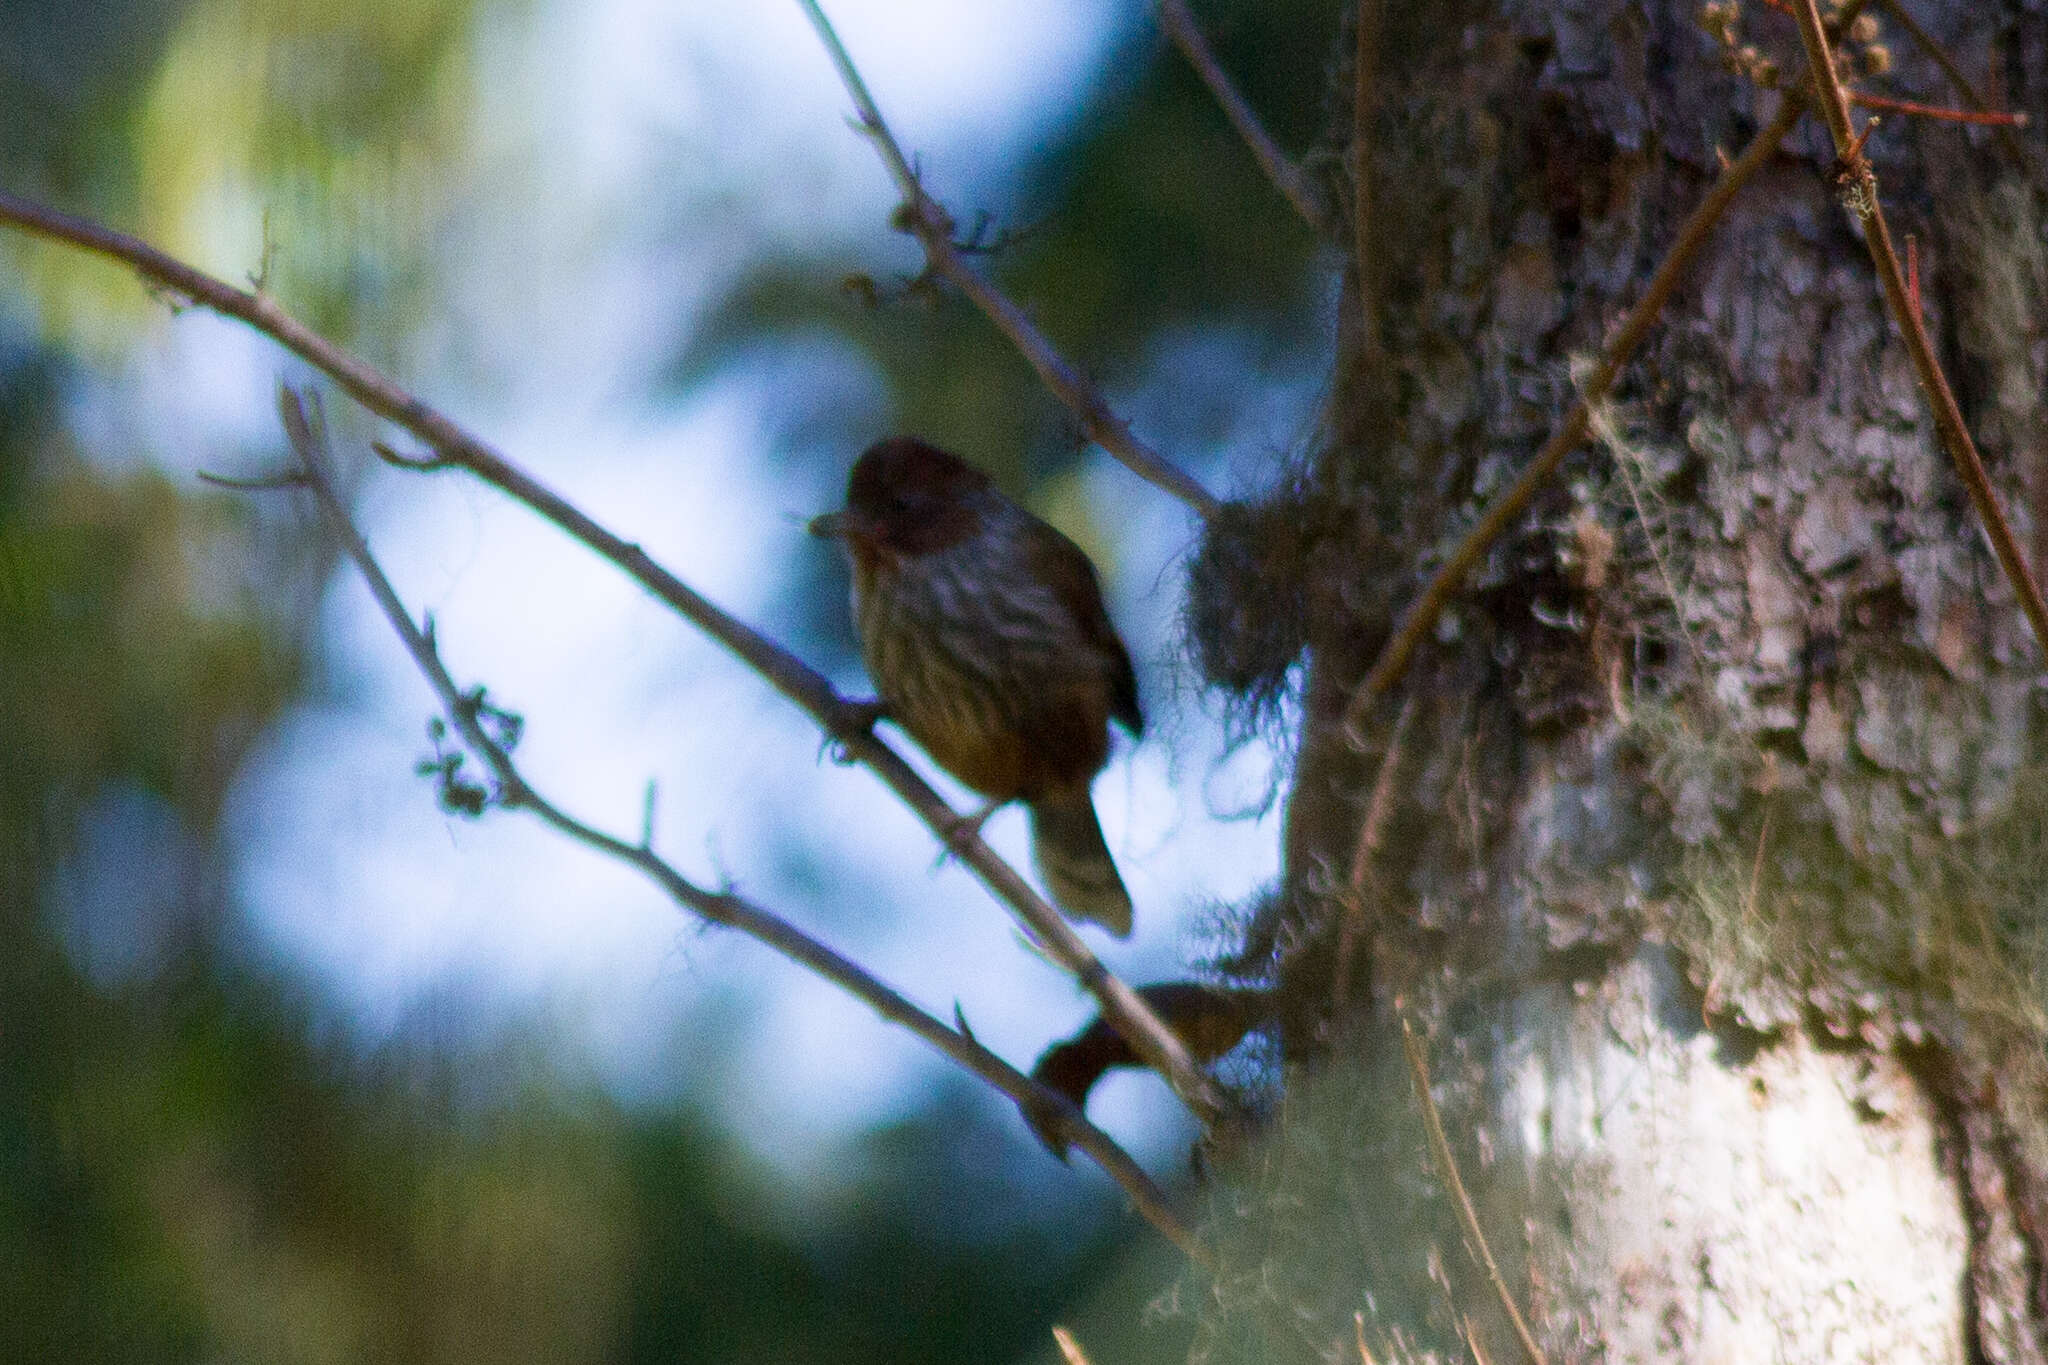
373 439 454 471
196 467 308 492
140 278 193 315
950 209 1038 257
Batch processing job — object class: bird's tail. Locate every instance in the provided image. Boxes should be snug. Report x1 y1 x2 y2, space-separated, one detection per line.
1028 787 1132 937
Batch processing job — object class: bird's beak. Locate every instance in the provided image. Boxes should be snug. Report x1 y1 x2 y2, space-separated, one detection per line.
807 510 849 540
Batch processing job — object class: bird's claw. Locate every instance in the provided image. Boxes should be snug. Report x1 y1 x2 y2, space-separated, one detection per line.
820 699 889 766
841 697 889 731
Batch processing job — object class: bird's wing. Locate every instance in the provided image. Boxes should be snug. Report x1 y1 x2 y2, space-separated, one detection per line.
1023 518 1143 738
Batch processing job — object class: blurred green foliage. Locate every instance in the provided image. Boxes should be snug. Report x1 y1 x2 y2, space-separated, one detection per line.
0 0 1339 1357
693 0 1340 678
676 0 1336 490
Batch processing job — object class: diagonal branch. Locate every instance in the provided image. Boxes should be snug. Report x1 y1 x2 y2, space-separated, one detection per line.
1348 93 1809 714
0 188 1226 1130
272 386 1208 1265
795 0 1221 520
1331 693 1415 1008
1153 0 1324 230
1402 1017 1549 1365
1873 0 2044 187
1789 0 2048 659
1345 0 1888 715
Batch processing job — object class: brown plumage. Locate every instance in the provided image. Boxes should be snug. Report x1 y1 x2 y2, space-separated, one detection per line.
810 436 1142 935
1024 983 1266 1158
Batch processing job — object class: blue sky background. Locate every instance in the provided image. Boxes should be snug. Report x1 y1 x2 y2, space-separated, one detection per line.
58 0 1322 1198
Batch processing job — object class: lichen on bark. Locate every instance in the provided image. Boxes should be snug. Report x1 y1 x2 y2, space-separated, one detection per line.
1184 0 2048 1358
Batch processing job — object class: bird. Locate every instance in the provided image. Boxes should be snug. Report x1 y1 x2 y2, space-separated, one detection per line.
810 436 1142 936
1023 982 1267 1159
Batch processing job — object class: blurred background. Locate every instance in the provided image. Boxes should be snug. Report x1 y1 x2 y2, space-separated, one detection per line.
0 0 1334 1357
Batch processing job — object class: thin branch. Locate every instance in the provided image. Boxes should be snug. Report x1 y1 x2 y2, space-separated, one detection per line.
1347 93 1808 715
1873 0 2044 184
1460 1315 1499 1365
1401 1017 1549 1365
196 467 308 492
794 0 1221 520
1789 0 2048 660
1331 694 1415 1009
1847 90 2027 126
1154 0 1323 230
0 188 1227 1130
372 438 454 471
1051 1325 1097 1365
271 386 1208 1266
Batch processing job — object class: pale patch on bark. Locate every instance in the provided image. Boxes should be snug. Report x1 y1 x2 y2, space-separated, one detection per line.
1509 952 1968 1361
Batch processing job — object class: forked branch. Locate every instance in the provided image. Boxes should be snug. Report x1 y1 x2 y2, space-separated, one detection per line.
1154 0 1324 230
1789 0 2048 659
1402 1018 1549 1365
1348 92 1808 715
1873 0 2043 184
271 386 1207 1265
0 188 1226 1130
1347 0 1896 716
795 0 1221 520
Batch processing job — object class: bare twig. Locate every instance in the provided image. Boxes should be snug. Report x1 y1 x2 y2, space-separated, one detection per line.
0 188 1225 1129
270 386 1208 1265
195 468 309 492
795 0 1221 520
1347 94 1808 715
1401 1017 1549 1365
1847 90 2027 126
1051 1325 1097 1365
1461 1315 1499 1365
1332 694 1416 1008
1153 0 1323 230
1353 1310 1377 1365
1789 0 2048 660
1873 0 2043 183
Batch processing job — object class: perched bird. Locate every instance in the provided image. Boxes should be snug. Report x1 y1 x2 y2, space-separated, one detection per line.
1024 982 1267 1159
810 436 1142 935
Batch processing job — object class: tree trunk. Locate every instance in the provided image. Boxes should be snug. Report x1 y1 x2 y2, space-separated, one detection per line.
1192 1 2048 1358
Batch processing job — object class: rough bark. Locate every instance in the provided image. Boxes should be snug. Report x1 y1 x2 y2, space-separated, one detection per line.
1191 0 2048 1358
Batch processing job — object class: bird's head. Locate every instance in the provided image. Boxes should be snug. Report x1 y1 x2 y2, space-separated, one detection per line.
809 436 993 560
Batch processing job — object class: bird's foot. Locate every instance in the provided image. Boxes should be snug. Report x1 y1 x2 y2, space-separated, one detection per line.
821 698 889 765
840 696 889 731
